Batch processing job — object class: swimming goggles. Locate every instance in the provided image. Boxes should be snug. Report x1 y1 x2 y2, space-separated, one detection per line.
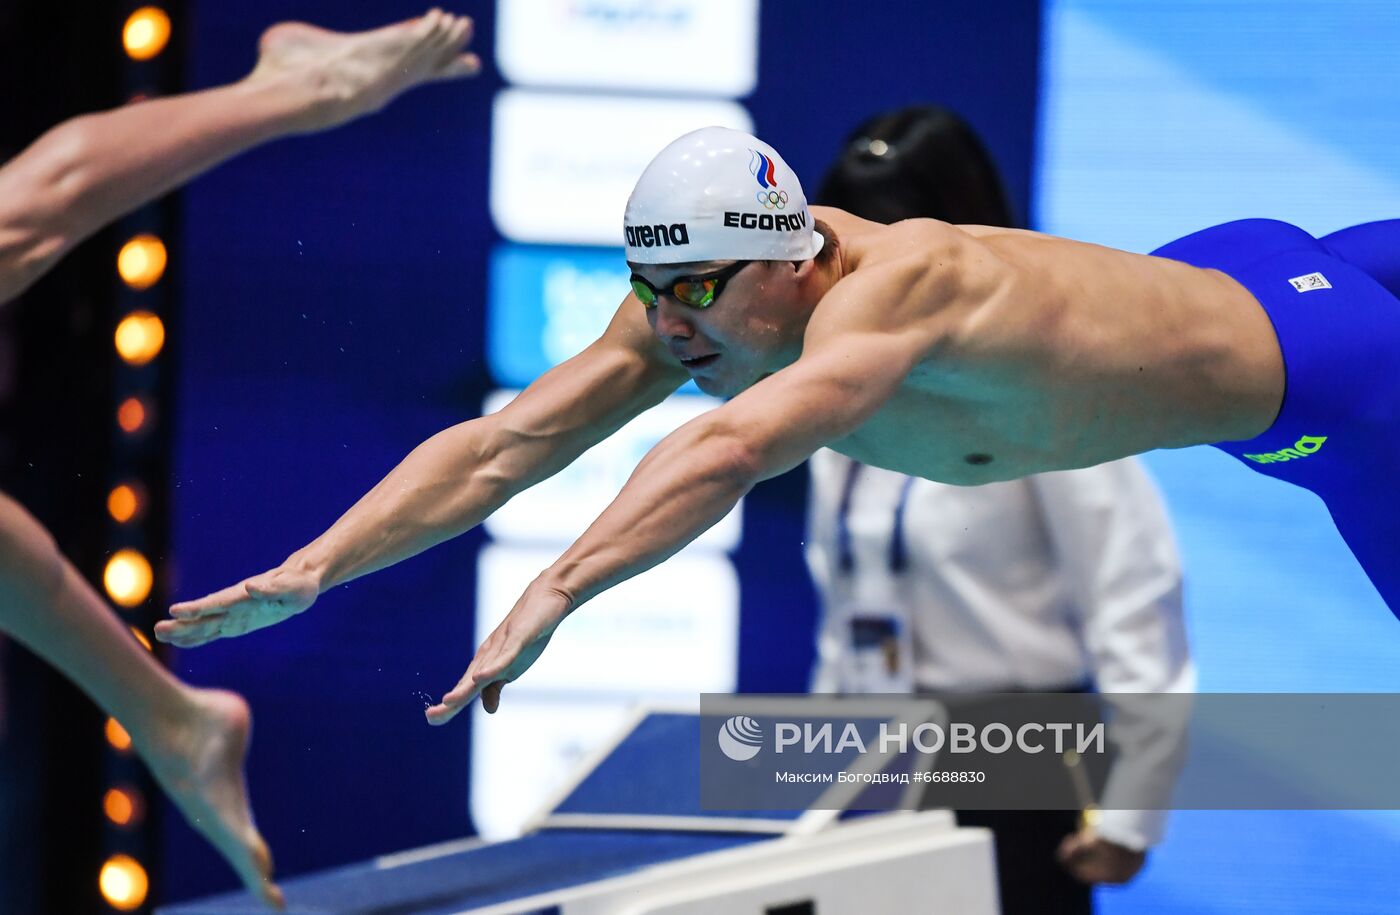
629 260 752 309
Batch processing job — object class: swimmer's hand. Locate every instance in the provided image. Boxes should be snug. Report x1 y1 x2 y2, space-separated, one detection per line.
426 584 571 725
155 565 320 648
1056 829 1146 885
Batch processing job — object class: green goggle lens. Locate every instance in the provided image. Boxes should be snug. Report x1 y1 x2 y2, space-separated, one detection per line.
630 278 657 306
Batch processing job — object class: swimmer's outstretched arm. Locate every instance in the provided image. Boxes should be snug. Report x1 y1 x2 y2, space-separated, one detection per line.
156 300 685 647
0 9 478 305
431 276 927 722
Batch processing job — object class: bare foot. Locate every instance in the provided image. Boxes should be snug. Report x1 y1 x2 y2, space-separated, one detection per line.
247 9 479 132
143 689 284 909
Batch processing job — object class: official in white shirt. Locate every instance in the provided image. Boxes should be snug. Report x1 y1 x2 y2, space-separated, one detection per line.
807 106 1194 915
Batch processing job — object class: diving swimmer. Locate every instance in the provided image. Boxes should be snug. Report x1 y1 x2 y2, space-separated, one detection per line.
158 126 1400 728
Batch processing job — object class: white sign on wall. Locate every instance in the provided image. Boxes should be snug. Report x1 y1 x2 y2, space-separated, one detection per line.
474 543 740 693
481 389 743 550
490 90 754 246
496 0 759 98
470 541 738 840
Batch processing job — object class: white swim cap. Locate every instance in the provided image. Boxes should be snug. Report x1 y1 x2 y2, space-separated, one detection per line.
624 126 825 265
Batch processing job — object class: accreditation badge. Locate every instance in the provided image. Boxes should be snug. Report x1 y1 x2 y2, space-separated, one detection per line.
838 607 916 694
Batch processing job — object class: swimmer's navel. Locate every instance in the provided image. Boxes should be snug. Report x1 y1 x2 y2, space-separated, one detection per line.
964 453 994 466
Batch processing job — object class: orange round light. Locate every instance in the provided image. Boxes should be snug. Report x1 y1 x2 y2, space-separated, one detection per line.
105 718 133 753
103 787 144 828
117 397 150 435
104 549 153 608
108 483 145 524
116 234 167 289
114 311 165 366
123 8 171 62
99 854 149 910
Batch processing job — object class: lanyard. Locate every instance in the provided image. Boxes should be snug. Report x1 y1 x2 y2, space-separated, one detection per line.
835 461 917 576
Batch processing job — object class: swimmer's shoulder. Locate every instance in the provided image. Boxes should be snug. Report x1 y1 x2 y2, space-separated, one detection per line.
812 208 1010 272
808 225 968 340
807 215 1026 368
811 207 964 253
823 214 1009 303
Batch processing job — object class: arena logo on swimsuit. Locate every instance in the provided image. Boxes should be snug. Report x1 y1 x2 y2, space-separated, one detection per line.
1243 434 1328 464
624 222 690 249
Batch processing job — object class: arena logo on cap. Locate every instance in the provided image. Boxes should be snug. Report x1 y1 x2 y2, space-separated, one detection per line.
624 222 691 249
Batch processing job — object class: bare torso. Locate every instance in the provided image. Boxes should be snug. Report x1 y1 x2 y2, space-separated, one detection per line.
811 207 1286 484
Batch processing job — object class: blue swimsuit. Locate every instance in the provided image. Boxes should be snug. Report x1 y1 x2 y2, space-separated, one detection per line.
1153 218 1400 617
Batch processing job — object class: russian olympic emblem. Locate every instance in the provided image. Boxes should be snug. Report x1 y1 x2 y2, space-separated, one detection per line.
756 189 789 209
749 149 779 190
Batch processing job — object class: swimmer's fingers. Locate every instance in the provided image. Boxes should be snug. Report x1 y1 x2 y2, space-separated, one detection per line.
157 608 276 647
480 681 505 714
425 638 501 725
427 625 542 724
425 674 482 725
159 569 318 647
169 581 255 619
427 586 569 724
155 613 230 647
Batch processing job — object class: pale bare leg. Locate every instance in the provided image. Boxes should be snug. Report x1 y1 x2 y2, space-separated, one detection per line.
143 688 281 908
0 9 479 305
247 9 480 133
0 494 282 907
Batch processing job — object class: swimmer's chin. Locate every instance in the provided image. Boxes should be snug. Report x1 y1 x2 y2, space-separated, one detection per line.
689 374 744 398
690 376 723 396
689 367 771 399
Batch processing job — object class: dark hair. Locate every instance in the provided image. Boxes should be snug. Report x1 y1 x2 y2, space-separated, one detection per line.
815 105 1017 228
